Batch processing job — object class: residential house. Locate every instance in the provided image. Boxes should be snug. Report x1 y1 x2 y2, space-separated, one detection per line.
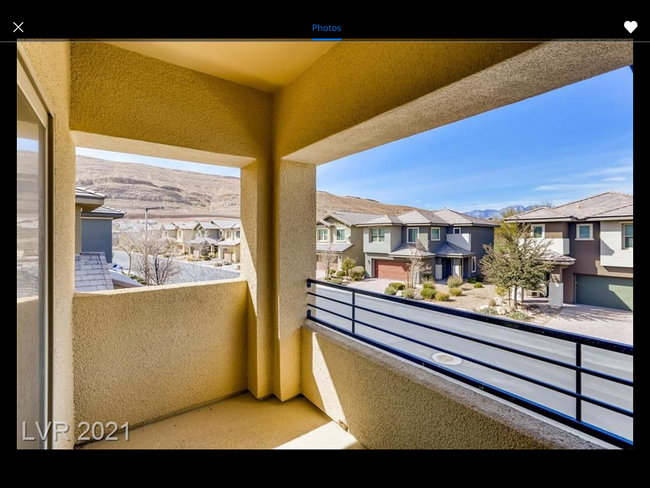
316 211 382 271
189 221 223 256
173 221 200 254
213 219 241 263
358 208 498 283
506 192 633 311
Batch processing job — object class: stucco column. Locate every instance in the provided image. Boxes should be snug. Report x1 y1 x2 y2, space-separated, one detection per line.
273 159 316 400
240 160 274 399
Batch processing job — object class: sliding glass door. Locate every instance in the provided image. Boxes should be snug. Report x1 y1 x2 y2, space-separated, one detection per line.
17 54 51 449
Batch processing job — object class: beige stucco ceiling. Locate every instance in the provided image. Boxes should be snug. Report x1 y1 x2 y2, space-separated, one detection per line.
107 41 338 92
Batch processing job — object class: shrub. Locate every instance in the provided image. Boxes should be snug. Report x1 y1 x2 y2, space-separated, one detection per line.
329 278 343 285
488 298 497 307
468 277 477 284
496 286 509 298
402 288 416 299
327 268 337 275
508 310 529 322
213 262 223 267
335 270 346 277
341 257 356 275
475 276 484 283
422 272 433 281
350 266 365 281
479 306 499 316
422 281 435 289
447 276 463 288
208 252 216 258
389 282 405 291
384 286 397 296
201 255 211 261
435 292 450 301
449 287 463 297
473 282 483 288
324 276 331 281
420 287 436 300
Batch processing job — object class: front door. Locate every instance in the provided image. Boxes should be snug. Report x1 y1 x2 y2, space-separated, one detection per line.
452 258 462 277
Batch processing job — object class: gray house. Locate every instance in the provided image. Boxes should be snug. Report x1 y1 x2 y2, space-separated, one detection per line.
506 192 633 311
75 187 124 264
358 208 498 283
316 211 382 271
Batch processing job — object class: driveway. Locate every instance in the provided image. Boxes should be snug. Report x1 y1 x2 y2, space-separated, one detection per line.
347 278 396 294
543 303 633 345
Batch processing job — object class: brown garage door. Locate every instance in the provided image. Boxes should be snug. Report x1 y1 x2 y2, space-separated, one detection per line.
375 260 409 281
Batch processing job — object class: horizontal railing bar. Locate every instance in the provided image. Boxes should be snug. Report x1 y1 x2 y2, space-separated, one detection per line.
309 304 632 418
308 291 633 387
306 312 633 449
307 279 633 355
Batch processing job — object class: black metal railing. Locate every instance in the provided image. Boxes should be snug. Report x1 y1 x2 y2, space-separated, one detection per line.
306 278 633 449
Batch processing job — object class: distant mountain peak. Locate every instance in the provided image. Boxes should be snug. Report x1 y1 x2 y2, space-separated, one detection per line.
464 205 534 220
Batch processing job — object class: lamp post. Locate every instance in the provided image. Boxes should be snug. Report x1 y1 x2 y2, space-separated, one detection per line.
144 207 165 238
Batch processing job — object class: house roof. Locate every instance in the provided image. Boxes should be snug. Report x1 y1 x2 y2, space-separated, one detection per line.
74 252 114 292
358 208 498 227
188 236 221 246
325 211 383 226
197 221 220 230
541 250 577 266
161 223 178 231
434 242 475 257
389 244 436 258
75 186 106 200
75 186 106 212
81 205 125 219
506 192 633 222
316 242 354 253
216 239 241 247
212 219 241 229
173 221 200 230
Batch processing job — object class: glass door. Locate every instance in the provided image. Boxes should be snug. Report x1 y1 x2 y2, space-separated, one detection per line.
17 53 51 449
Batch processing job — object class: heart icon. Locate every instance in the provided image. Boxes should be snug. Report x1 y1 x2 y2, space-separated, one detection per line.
624 21 638 34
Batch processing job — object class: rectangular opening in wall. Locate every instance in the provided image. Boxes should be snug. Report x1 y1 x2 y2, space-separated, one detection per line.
74 147 242 290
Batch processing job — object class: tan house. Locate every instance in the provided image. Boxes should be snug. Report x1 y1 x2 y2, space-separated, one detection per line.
188 221 222 256
173 221 200 254
316 211 381 271
506 192 633 311
213 219 241 263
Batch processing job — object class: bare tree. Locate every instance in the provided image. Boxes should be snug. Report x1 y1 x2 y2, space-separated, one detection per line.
116 231 139 277
406 240 432 288
320 244 340 276
131 229 181 286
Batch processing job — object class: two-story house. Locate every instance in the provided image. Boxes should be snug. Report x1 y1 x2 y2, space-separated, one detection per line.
316 211 382 271
213 219 242 263
173 221 200 254
188 221 223 256
506 192 633 311
358 208 498 283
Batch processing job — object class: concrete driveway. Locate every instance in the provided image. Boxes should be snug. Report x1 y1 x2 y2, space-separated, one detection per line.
543 303 633 345
347 278 398 293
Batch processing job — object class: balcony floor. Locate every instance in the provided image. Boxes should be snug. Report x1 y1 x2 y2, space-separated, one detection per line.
77 392 364 449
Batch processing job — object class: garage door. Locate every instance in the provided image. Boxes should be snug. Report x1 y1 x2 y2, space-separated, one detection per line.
576 275 633 311
375 260 409 281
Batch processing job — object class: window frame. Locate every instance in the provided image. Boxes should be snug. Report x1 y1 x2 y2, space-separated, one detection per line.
335 227 346 242
531 224 545 239
453 227 461 235
430 227 441 241
370 227 385 243
575 223 593 241
471 256 477 273
623 223 633 249
406 227 419 243
317 227 329 242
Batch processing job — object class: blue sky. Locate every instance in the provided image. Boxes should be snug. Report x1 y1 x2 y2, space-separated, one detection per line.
76 66 632 212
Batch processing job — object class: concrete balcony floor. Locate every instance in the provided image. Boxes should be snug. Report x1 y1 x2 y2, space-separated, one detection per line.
77 393 364 449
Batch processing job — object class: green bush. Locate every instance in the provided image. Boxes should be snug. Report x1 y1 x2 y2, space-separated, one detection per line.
422 281 435 289
384 286 397 296
449 287 463 297
508 310 529 322
435 292 450 302
341 257 356 275
389 282 405 291
402 288 416 299
468 277 477 284
201 255 211 261
420 287 436 300
422 272 433 281
447 276 463 288
473 282 483 288
488 298 497 307
479 306 499 316
496 286 509 298
475 276 484 283
335 270 346 277
350 266 365 281
329 278 343 285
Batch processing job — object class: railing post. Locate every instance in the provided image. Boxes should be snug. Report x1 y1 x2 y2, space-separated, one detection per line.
351 289 356 334
576 343 582 422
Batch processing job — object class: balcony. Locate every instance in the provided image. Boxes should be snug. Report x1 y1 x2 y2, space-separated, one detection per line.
17 39 634 449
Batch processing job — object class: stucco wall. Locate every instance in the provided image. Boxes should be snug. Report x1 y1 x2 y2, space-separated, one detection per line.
81 218 113 262
301 323 600 449
72 279 248 438
19 41 77 449
17 297 40 448
600 221 633 268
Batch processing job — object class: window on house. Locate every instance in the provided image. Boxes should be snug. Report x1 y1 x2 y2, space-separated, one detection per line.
370 228 385 242
623 224 633 249
576 224 593 240
317 228 329 241
431 227 440 240
236 230 241 239
532 225 544 238
453 228 461 235
407 227 419 243
336 228 346 241
471 256 477 273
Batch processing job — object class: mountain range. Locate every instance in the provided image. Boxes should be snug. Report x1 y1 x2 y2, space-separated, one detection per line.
75 155 530 221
